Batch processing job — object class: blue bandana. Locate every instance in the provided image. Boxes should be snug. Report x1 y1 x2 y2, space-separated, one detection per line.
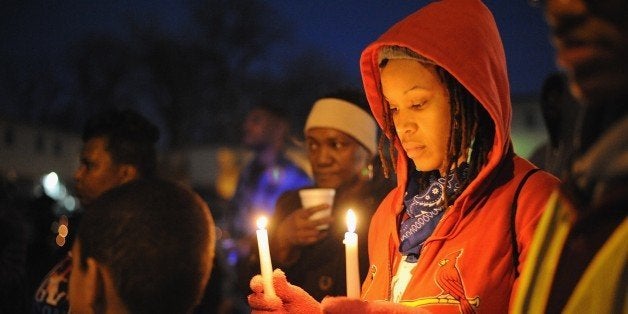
399 164 468 262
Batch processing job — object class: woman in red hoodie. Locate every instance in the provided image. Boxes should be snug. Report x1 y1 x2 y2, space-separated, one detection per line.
248 1 560 312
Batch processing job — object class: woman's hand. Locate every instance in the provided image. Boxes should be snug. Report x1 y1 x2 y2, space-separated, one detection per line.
271 204 333 265
278 204 333 246
248 269 322 313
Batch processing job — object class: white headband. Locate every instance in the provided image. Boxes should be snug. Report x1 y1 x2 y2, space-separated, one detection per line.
304 98 377 155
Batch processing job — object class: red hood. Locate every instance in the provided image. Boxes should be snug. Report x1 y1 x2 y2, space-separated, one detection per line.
360 0 511 212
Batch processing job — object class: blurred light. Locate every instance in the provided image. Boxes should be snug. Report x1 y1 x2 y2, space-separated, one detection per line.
222 238 235 250
43 172 58 189
42 172 61 199
256 216 268 230
56 235 66 247
40 173 78 212
227 250 238 266
63 197 77 211
271 167 281 182
58 185 68 199
58 224 69 237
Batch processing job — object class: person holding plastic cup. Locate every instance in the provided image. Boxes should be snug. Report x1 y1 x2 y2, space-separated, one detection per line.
248 1 561 312
259 88 395 301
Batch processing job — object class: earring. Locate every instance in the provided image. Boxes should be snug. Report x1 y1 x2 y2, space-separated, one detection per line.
362 163 374 181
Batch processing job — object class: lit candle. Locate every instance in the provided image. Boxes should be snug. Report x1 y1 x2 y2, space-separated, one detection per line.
256 216 276 298
343 209 360 298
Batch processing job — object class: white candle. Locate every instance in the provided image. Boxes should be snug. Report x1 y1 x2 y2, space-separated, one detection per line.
256 216 276 298
343 209 360 298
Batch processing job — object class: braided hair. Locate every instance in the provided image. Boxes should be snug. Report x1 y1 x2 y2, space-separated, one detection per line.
377 47 494 205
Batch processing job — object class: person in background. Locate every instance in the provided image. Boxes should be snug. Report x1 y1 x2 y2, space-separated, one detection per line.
221 102 313 313
248 89 394 301
528 71 578 178
193 148 241 314
513 0 627 312
68 179 215 314
248 0 560 312
32 108 160 313
229 102 313 241
72 109 160 207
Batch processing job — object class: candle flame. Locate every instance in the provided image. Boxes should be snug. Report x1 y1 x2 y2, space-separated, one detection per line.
346 209 356 233
256 216 268 230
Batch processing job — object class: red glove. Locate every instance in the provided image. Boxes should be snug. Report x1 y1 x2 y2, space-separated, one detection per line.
321 297 429 314
248 269 322 314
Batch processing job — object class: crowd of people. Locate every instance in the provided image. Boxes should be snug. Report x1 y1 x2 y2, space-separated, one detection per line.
262 89 395 301
1 0 625 313
249 0 627 312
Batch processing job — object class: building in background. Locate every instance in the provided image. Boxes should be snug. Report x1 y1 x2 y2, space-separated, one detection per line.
2 97 544 199
0 117 80 211
511 94 547 158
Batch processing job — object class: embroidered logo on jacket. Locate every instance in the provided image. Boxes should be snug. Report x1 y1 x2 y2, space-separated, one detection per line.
318 275 333 291
400 250 479 313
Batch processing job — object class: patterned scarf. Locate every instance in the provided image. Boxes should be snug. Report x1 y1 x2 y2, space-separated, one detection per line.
399 163 468 262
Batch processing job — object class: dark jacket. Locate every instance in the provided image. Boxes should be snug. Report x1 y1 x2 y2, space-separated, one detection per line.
269 177 393 301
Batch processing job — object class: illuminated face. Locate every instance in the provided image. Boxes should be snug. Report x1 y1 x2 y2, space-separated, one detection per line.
73 137 128 206
545 0 628 105
305 128 371 189
380 58 451 174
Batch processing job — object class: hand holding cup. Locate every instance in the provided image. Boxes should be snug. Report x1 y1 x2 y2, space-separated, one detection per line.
277 203 332 247
298 188 335 230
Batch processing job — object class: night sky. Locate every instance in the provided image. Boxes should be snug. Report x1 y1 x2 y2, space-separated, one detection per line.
268 0 557 95
1 0 557 95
